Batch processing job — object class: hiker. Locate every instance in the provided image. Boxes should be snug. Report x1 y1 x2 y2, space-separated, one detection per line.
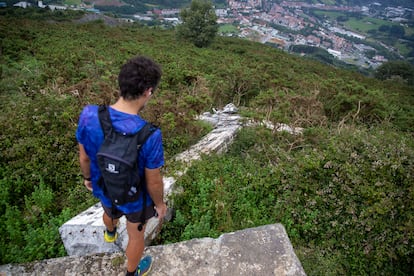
76 56 167 276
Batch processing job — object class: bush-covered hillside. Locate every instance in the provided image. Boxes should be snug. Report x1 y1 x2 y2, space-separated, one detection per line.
1 9 413 275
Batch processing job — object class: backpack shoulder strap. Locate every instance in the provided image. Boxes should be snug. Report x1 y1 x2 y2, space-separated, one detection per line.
136 123 157 150
98 105 112 137
98 105 157 146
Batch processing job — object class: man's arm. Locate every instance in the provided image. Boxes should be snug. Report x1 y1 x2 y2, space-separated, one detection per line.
145 167 167 220
79 143 93 191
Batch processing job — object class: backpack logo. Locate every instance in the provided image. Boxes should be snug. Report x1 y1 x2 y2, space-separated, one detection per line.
105 163 119 174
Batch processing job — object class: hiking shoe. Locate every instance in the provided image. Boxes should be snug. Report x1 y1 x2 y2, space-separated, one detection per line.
136 255 153 276
104 227 118 243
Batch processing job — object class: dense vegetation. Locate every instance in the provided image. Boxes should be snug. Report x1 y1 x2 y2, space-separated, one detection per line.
375 60 414 86
159 126 414 275
1 9 413 275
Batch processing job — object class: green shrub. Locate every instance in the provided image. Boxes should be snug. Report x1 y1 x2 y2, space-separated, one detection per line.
159 125 414 275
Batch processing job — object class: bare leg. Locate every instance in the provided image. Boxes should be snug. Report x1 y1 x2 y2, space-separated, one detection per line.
126 221 146 273
103 211 119 232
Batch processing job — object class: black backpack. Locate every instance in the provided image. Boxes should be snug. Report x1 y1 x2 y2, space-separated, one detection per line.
96 106 156 207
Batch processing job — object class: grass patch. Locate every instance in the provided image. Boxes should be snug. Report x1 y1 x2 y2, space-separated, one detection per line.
219 24 239 34
395 40 411 56
64 0 82 5
344 17 395 33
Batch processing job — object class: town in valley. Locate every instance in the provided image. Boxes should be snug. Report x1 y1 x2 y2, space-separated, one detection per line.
7 0 414 70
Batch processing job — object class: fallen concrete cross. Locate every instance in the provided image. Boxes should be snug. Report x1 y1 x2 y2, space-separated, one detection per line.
1 224 306 275
58 103 304 259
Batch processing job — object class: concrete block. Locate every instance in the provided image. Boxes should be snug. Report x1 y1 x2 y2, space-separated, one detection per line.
58 203 125 256
1 224 306 275
148 223 306 275
59 176 176 256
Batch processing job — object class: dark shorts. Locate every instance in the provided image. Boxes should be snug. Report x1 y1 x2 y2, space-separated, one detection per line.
102 202 157 224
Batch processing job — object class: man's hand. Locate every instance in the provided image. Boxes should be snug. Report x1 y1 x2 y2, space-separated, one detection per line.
79 144 92 192
84 180 93 191
145 167 167 220
155 202 167 220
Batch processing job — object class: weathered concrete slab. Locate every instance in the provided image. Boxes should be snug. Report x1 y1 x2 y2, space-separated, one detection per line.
58 176 175 256
149 224 306 276
58 203 125 256
1 224 306 276
175 109 242 163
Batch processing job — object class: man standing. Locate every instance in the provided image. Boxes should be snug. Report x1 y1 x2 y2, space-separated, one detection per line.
76 56 167 276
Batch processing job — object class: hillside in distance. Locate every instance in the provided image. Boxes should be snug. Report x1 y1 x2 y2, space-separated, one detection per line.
46 0 412 70
7 0 409 68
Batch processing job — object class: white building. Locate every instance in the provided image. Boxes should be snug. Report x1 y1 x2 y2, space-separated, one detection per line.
216 9 228 17
328 49 341 58
48 5 67 11
13 1 31 8
38 1 46 8
133 15 153 21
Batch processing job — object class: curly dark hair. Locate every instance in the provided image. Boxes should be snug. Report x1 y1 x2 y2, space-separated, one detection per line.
118 56 162 100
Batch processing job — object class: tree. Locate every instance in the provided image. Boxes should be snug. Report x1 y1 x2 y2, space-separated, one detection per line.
379 25 390 32
389 25 405 38
176 0 218 48
375 60 414 86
